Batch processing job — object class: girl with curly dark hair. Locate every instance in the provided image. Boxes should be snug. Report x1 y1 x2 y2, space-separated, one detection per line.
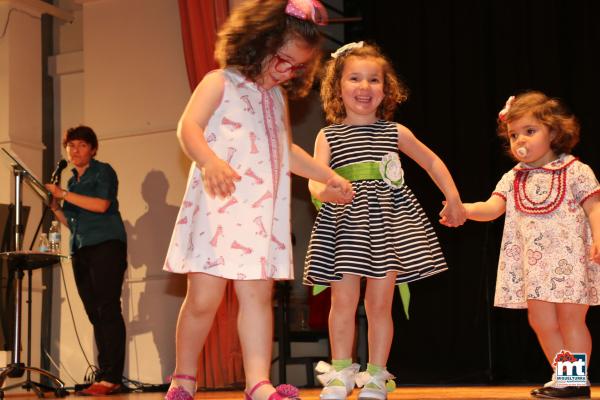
163 2 353 400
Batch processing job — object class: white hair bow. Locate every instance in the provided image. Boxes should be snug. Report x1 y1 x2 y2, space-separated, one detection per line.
331 41 364 59
498 95 515 121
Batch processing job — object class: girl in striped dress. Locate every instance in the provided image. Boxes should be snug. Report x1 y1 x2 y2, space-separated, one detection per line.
304 42 466 400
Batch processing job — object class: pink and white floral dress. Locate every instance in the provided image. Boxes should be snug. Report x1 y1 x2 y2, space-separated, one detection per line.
163 68 293 280
492 154 600 308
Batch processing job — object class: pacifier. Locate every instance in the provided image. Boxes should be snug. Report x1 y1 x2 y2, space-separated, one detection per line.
516 147 527 157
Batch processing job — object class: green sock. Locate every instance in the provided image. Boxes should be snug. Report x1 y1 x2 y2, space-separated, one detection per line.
366 363 386 389
332 358 352 371
328 359 352 386
366 363 383 375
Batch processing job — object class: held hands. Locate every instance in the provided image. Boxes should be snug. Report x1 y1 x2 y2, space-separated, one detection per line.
439 199 467 228
201 156 241 199
323 174 354 204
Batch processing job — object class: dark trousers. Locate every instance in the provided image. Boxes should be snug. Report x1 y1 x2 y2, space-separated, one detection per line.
72 239 127 384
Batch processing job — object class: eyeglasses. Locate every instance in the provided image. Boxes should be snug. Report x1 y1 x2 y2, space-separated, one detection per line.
272 53 306 75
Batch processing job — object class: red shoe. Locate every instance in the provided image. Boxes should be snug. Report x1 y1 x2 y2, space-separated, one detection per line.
245 380 300 400
77 382 122 396
165 374 197 400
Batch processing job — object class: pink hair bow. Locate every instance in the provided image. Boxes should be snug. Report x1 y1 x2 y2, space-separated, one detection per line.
285 0 328 26
498 95 515 121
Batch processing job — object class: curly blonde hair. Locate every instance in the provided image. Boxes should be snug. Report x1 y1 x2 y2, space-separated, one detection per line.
497 91 580 156
214 0 323 99
320 42 408 123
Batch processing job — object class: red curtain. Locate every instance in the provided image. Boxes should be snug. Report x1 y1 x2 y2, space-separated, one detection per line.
177 0 244 388
178 0 229 88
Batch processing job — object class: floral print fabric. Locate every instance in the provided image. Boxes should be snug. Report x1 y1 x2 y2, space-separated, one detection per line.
492 154 600 308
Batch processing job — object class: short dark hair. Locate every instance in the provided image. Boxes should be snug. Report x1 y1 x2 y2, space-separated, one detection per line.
63 125 98 152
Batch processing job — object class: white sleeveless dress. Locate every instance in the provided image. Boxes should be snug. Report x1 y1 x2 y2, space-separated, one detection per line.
163 68 293 280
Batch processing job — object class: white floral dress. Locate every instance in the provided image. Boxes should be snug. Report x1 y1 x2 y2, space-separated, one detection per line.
163 68 293 280
492 154 600 308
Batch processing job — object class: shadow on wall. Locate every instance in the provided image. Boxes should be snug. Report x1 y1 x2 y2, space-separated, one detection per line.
122 170 185 383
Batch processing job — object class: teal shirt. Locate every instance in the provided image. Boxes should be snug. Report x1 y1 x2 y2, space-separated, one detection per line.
63 159 126 254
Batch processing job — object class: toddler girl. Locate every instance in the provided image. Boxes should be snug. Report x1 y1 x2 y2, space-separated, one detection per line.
463 91 600 399
304 41 466 400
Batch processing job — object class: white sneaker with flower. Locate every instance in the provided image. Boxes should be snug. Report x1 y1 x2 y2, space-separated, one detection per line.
316 361 361 400
355 369 396 400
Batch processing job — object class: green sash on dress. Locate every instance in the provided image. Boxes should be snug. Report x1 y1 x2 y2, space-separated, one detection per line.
310 162 410 319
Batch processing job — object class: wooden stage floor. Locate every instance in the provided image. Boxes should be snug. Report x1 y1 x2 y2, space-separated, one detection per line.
2 386 597 400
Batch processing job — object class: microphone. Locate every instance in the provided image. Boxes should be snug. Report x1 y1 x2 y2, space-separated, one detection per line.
51 159 68 185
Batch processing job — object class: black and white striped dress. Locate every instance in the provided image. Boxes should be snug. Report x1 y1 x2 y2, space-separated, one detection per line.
303 120 448 286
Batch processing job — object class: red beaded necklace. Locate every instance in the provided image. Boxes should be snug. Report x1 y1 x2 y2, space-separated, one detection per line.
512 157 576 215
513 169 566 214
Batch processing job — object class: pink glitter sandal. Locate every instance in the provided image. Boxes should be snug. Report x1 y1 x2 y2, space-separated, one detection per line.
244 380 300 400
165 374 196 400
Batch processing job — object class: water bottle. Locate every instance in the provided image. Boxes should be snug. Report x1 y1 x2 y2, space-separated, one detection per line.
38 233 49 253
48 220 61 254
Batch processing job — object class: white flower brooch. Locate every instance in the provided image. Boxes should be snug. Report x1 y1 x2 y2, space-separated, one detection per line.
380 152 404 189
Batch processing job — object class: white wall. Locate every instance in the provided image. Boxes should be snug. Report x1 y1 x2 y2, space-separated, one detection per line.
0 0 51 390
50 0 190 386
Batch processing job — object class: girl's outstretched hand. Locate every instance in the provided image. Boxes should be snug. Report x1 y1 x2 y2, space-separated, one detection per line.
201 156 241 199
324 174 354 204
439 199 467 227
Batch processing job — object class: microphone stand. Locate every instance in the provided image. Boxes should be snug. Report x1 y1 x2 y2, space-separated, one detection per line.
0 150 67 398
21 174 61 391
